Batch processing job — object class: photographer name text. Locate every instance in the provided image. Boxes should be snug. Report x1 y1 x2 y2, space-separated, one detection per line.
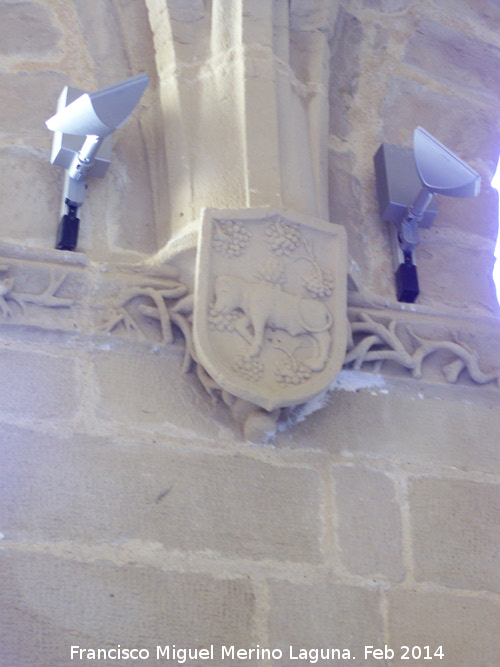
70 644 444 663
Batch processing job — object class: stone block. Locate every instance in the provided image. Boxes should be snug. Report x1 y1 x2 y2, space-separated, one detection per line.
0 147 63 247
333 466 405 580
268 580 383 665
106 0 159 79
92 347 235 438
416 240 498 314
381 77 500 173
277 379 500 475
415 239 498 315
289 29 327 85
328 150 362 226
371 23 391 54
329 149 373 284
0 349 78 421
0 425 321 562
410 478 500 592
433 0 500 30
0 71 69 144
363 0 413 10
328 8 363 140
290 0 331 31
0 550 254 667
434 185 499 244
84 118 157 255
388 589 500 666
241 0 274 48
404 20 500 97
72 0 131 85
0 2 60 57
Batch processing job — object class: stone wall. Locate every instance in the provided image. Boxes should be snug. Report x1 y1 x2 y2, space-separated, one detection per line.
0 2 499 667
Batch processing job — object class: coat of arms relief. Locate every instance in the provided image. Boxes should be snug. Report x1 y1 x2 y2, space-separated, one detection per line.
193 208 348 412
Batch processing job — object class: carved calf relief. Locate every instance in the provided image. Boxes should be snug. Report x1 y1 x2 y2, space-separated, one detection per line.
212 275 332 371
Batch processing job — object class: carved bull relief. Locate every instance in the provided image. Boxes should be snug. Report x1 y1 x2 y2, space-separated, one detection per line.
193 207 348 411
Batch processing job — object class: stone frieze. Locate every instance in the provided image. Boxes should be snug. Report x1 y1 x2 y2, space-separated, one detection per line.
0 236 497 442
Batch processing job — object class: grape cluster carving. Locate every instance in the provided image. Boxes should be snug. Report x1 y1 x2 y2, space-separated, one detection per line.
265 220 301 256
212 220 250 257
275 359 312 385
208 304 241 332
233 354 264 381
303 269 334 299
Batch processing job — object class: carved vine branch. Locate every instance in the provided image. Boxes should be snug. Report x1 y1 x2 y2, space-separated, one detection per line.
165 298 499 445
345 312 499 388
96 279 188 344
1 253 497 441
0 266 76 318
96 281 500 393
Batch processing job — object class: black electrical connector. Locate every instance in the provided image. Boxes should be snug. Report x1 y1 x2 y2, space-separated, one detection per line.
55 200 80 251
395 251 419 303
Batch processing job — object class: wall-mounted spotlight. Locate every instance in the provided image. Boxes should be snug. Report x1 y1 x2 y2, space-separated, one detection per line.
46 74 149 251
374 127 480 303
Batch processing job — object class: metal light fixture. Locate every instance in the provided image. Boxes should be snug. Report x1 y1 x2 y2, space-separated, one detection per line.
46 73 149 251
374 127 480 303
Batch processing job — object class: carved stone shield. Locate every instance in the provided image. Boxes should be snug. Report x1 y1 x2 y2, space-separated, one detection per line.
193 207 348 411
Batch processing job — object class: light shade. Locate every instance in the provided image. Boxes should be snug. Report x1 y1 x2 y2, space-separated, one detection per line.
45 74 149 137
414 126 480 198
